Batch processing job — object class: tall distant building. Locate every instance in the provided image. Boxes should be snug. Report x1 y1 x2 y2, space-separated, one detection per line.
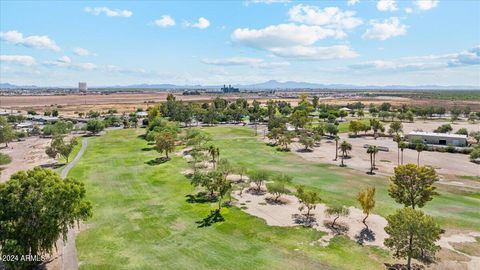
78 82 87 92
221 84 239 93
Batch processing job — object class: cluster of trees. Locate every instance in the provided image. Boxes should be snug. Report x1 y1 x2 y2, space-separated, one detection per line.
0 168 92 269
385 164 442 270
0 116 16 147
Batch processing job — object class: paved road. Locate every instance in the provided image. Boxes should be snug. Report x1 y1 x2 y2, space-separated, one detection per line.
58 137 88 270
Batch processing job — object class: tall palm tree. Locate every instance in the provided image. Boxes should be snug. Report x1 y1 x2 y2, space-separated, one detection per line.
367 145 375 174
399 141 408 164
394 134 402 165
415 143 425 166
371 146 379 170
334 135 340 161
340 140 352 167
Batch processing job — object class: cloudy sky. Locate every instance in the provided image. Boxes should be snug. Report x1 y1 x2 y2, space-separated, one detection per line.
0 0 479 87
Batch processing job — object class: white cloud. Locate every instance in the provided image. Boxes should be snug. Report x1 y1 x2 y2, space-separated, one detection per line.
44 57 97 70
377 0 398 12
347 0 360 6
405 7 413 13
185 17 210 29
362 17 406 40
201 57 290 69
202 57 264 66
0 55 36 66
268 45 358 60
288 5 363 30
244 0 290 5
232 24 344 49
84 7 132 17
73 47 94 56
414 0 439 11
349 46 480 71
154 15 176 28
58 56 71 63
0 30 60 51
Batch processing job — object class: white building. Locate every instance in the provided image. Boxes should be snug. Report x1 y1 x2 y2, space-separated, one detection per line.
406 131 468 147
79 82 87 92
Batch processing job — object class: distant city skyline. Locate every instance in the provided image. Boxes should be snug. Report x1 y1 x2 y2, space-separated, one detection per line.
0 0 479 87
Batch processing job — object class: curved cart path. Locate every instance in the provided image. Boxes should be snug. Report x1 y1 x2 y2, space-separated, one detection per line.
58 137 89 270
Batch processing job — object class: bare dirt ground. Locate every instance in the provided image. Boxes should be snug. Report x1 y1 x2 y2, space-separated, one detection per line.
0 137 56 182
234 187 480 270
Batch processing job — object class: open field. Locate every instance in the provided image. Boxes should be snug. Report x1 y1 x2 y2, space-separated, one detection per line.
3 92 480 117
70 127 479 269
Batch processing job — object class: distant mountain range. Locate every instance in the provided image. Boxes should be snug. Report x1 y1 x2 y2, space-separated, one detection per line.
1 80 479 90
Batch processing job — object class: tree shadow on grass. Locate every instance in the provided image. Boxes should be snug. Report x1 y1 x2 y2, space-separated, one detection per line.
141 147 155 151
296 148 313 153
137 134 146 139
40 162 64 169
185 192 218 203
355 227 376 245
196 209 224 228
145 157 170 165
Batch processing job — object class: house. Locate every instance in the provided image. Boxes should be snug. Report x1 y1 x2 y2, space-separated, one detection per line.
405 131 468 147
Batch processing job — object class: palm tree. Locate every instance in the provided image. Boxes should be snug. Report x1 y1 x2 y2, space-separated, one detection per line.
415 143 425 166
399 141 408 164
367 145 375 174
208 145 220 169
339 140 352 167
371 145 379 170
334 135 340 161
394 134 402 165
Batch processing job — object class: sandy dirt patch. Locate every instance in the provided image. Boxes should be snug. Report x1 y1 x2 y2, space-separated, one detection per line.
0 137 56 182
234 189 388 248
286 134 479 185
234 187 480 269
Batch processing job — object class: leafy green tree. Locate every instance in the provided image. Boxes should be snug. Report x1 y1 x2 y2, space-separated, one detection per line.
388 164 439 209
278 131 293 151
349 120 363 136
155 132 176 159
217 158 233 178
369 118 385 139
289 109 309 130
455 128 468 135
248 170 269 193
325 205 350 229
434 124 452 133
389 121 403 135
267 174 292 202
296 185 321 225
299 134 314 151
214 174 232 210
339 140 352 167
45 136 78 163
208 145 220 168
86 119 105 134
0 116 15 147
469 145 480 161
0 168 92 270
267 127 283 145
311 96 319 110
325 123 338 137
384 208 442 270
357 187 376 225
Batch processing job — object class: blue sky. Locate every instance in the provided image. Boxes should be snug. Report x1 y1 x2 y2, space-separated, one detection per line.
0 0 479 87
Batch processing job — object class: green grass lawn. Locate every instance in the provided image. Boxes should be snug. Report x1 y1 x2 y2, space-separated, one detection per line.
73 129 390 270
72 127 479 269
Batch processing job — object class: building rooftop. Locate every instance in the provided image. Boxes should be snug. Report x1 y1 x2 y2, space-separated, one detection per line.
407 131 467 139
